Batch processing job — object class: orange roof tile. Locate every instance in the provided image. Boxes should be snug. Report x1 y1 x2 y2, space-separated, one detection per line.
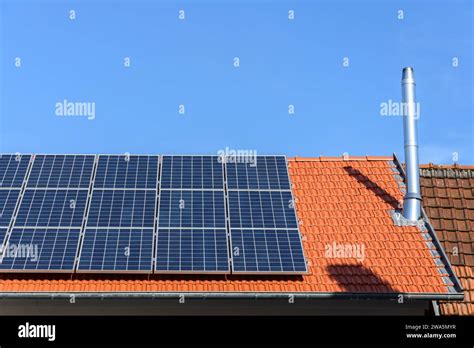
421 165 474 314
0 157 455 296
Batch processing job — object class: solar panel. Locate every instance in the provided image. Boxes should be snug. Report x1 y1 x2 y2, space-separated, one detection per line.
27 155 94 188
94 155 158 189
228 191 298 229
226 156 307 274
158 190 226 228
230 229 307 273
77 228 153 272
86 190 156 228
160 155 224 189
0 228 80 271
226 156 290 190
155 155 229 273
0 154 31 188
0 190 20 226
15 189 88 227
156 228 229 272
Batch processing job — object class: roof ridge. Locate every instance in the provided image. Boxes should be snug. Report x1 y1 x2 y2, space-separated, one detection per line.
289 156 393 162
420 163 474 171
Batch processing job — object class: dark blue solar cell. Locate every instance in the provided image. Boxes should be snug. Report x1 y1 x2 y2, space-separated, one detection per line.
94 155 158 189
228 191 297 229
0 154 30 188
86 190 156 228
160 156 224 189
0 227 8 246
155 229 229 272
158 190 226 228
226 156 290 190
78 228 154 272
0 228 80 271
230 229 307 273
15 190 88 227
0 190 20 226
27 155 95 188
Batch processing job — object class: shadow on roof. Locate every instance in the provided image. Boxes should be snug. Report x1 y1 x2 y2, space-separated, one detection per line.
343 166 401 210
327 264 398 293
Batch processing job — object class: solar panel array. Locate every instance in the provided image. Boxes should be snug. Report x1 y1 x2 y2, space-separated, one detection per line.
0 154 307 275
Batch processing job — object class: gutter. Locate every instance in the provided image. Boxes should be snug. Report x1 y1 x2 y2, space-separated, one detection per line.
0 291 464 300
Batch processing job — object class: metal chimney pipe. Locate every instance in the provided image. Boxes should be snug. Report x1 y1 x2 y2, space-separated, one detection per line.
401 67 421 221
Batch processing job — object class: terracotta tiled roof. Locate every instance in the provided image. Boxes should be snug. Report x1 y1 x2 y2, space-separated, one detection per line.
420 164 474 315
0 157 458 296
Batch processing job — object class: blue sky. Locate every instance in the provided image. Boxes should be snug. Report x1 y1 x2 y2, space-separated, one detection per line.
0 0 472 164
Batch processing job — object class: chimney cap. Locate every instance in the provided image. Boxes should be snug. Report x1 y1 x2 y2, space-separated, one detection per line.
402 67 415 84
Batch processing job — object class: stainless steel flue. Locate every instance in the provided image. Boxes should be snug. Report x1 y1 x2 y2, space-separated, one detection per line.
401 67 421 221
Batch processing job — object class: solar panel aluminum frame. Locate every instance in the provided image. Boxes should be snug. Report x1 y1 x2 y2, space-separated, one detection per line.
154 155 231 274
225 155 308 275
75 155 159 274
151 155 163 274
73 154 98 273
30 153 97 155
150 156 161 274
